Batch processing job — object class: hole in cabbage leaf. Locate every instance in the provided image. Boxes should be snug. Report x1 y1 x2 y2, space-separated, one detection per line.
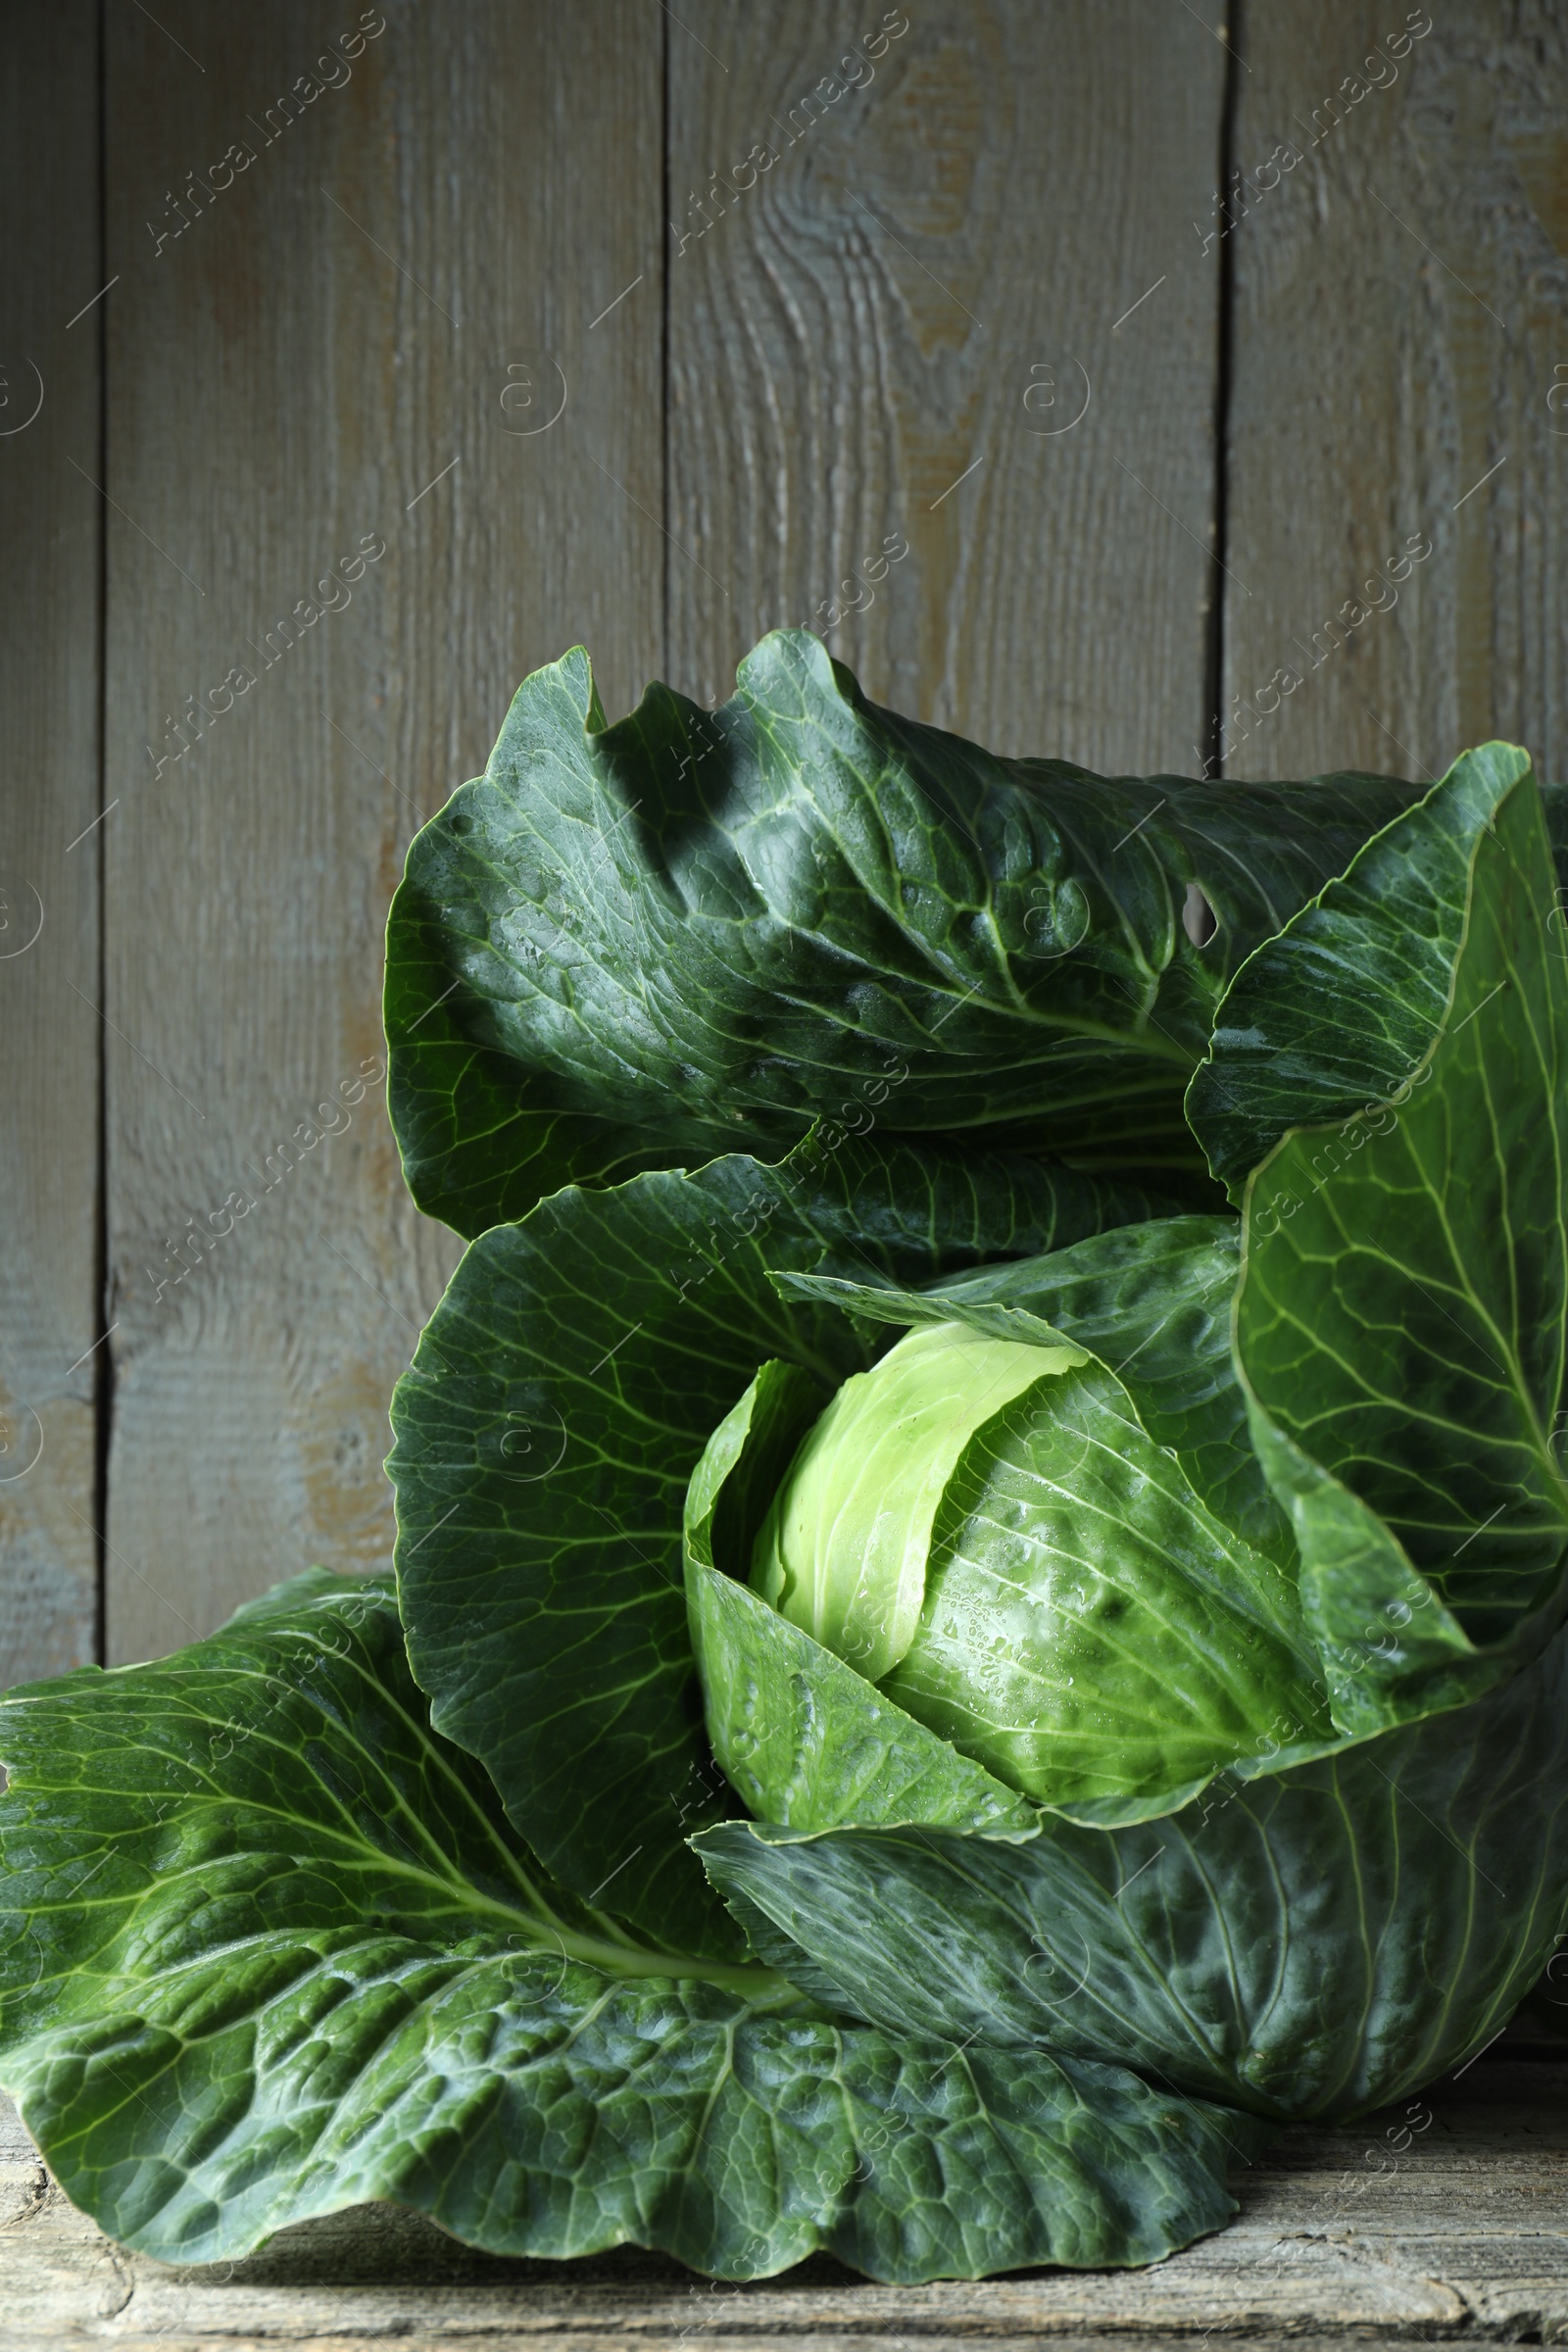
1182 881 1217 946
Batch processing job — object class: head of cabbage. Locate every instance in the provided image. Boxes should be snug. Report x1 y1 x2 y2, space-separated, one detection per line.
13 644 1568 2296
696 1311 1333 1816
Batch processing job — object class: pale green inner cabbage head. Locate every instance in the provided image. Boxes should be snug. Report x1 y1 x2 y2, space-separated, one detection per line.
750 1321 1079 1682
745 1316 1325 1807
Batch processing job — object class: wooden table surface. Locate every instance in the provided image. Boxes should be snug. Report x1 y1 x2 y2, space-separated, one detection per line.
5 2053 1566 2349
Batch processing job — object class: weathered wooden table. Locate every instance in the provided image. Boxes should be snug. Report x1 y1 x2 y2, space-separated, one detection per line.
6 2055 1565 2349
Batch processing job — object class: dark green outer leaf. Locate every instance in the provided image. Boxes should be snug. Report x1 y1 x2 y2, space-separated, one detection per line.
389 1136 1178 1955
697 1613 1568 2122
0 1574 1255 2279
385 629 1419 1236
1235 766 1568 1651
1238 1411 1490 1739
1187 743 1531 1195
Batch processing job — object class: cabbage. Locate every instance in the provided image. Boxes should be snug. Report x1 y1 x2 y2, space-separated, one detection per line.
738 1318 1332 1803
4 635 1565 2286
751 1320 1077 1683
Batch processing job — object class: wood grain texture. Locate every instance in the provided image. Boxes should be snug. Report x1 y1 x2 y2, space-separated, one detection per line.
0 3 103 1685
100 0 662 1660
5 2059 1568 2344
1222 0 1568 785
666 0 1228 768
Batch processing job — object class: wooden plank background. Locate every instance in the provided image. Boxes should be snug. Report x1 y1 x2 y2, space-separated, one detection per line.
4 0 1567 1671
1223 0 1568 783
97 0 660 1663
0 1 103 1684
665 0 1223 765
